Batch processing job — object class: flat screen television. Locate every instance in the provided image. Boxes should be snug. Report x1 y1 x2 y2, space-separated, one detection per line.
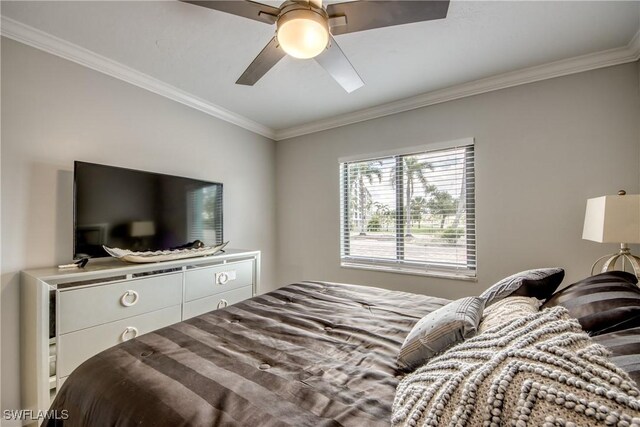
74 161 223 259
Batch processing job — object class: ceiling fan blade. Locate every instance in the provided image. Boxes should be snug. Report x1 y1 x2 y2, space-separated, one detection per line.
314 36 364 93
180 1 279 25
236 37 286 86
326 1 449 36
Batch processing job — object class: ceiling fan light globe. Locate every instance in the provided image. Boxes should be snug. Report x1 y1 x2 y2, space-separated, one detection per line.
277 10 329 59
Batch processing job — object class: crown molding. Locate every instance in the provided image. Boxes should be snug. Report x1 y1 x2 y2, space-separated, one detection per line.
275 29 640 141
0 16 277 140
2 16 638 142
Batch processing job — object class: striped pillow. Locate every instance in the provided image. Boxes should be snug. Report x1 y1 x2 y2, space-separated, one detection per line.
542 271 640 336
397 297 484 371
591 326 640 386
480 268 564 307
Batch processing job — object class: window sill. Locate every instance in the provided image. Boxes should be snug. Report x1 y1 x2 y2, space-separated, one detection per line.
340 262 478 282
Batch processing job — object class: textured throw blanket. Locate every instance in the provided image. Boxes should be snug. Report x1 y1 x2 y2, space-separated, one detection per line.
392 307 640 426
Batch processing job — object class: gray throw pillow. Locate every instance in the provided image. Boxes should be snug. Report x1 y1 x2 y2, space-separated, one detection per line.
480 268 564 307
397 297 484 371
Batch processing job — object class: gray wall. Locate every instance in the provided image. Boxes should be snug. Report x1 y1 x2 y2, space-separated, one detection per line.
276 61 640 300
0 38 277 416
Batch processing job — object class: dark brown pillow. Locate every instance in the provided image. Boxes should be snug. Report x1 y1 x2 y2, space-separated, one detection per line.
542 271 640 336
480 268 565 307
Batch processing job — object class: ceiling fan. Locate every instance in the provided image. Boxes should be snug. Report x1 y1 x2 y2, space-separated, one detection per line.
181 0 450 93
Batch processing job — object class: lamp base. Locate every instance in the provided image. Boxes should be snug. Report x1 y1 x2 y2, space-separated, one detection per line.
590 243 640 278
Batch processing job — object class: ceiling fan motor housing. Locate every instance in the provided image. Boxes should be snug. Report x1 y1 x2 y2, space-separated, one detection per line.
276 1 330 59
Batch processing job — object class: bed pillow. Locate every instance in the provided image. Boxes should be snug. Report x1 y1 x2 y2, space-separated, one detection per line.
591 326 640 385
397 296 484 371
542 271 640 336
478 296 541 334
480 268 564 307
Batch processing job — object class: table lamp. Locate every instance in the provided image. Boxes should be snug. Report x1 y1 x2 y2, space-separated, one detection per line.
130 221 156 237
129 221 156 251
582 190 640 278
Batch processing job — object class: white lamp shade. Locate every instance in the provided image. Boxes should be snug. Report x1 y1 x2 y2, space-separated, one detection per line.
582 194 640 243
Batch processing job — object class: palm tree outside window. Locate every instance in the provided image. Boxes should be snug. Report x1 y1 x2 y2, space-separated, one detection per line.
348 161 383 235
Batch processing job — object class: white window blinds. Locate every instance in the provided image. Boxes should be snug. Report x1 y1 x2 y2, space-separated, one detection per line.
339 142 476 278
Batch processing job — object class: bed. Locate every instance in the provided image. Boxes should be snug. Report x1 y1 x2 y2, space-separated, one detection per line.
47 281 449 426
47 274 640 427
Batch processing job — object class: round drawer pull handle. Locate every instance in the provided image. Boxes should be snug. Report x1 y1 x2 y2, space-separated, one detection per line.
217 299 229 309
120 290 139 307
121 326 138 342
217 272 229 285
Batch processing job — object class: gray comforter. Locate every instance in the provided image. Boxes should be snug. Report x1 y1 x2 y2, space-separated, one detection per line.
47 281 449 427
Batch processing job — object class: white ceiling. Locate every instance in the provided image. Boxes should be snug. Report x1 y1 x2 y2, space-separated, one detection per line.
2 1 639 135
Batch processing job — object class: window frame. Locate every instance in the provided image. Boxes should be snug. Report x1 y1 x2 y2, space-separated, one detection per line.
339 138 477 280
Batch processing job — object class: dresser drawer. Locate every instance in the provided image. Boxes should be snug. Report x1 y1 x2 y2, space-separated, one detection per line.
184 260 253 302
57 305 181 378
58 273 182 334
183 286 253 320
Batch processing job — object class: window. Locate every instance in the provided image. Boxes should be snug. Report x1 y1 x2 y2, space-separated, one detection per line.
339 140 476 278
187 185 223 244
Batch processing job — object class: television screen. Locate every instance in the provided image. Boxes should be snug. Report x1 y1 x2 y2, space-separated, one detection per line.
74 161 223 259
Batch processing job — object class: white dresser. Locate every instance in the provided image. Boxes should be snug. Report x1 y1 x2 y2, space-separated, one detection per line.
21 249 260 414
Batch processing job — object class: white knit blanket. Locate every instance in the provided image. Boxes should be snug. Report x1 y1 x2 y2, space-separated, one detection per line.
392 307 640 427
